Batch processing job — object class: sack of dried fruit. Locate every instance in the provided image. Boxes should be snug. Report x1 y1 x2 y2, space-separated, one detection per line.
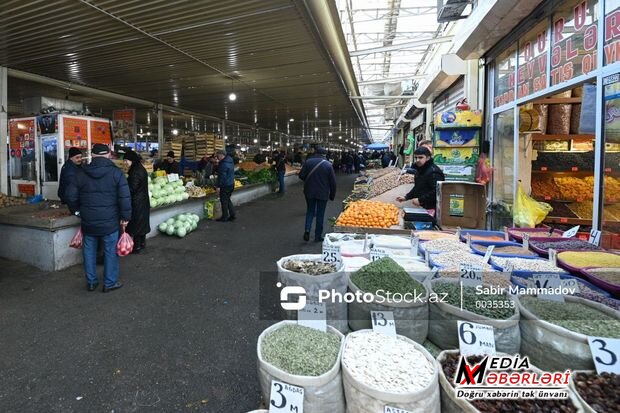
257 321 345 413
427 279 521 355
570 370 619 413
277 254 347 333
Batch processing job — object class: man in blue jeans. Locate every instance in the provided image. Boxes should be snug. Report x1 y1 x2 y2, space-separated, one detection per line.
299 147 336 242
273 150 287 194
66 143 132 292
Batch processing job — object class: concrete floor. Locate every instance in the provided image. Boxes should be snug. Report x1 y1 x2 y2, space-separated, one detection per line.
0 173 355 413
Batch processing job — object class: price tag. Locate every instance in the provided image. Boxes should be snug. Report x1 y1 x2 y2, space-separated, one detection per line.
548 248 558 267
410 232 420 256
385 407 413 413
466 233 472 247
460 264 483 287
297 300 327 332
589 229 602 246
587 337 620 375
321 244 342 265
562 225 580 238
544 195 552 201
269 380 304 413
167 173 180 182
503 227 510 241
560 217 568 223
457 321 496 356
425 249 430 265
605 167 613 173
370 247 389 262
503 261 514 273
371 311 397 336
523 234 530 250
483 245 495 263
456 226 462 239
532 273 564 302
561 278 581 294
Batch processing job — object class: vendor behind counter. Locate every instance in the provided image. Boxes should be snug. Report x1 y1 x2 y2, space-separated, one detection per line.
396 147 445 210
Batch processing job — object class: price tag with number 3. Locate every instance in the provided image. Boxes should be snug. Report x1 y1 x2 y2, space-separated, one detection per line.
269 380 304 413
588 337 620 374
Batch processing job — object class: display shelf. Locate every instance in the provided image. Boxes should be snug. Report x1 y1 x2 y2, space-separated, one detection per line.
531 97 583 104
530 134 594 142
531 170 620 176
543 216 593 225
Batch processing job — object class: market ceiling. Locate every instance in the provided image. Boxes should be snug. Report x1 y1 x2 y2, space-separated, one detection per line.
0 0 367 141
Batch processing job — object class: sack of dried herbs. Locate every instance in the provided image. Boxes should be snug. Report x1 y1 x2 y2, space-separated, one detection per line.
341 330 440 413
348 257 430 344
437 350 585 413
277 254 348 333
427 279 521 355
257 321 345 413
519 295 620 372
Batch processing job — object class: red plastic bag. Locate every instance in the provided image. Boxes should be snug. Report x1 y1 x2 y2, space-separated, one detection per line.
475 153 493 185
117 223 134 256
69 228 83 249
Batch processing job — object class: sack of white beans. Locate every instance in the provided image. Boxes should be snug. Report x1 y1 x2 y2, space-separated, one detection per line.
257 321 346 413
277 254 348 333
427 279 521 354
341 330 440 413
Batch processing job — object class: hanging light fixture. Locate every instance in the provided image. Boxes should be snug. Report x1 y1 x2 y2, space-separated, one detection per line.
228 78 237 101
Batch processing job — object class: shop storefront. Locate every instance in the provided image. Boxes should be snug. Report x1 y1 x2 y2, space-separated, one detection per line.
485 0 620 246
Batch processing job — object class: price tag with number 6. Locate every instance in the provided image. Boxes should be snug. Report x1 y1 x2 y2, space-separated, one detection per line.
458 321 496 356
588 337 620 375
269 380 304 413
322 244 342 265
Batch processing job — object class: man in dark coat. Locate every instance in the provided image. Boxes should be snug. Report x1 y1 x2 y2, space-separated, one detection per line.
396 147 445 210
215 149 236 222
273 150 287 194
123 150 150 254
58 147 83 204
66 143 132 293
156 151 179 174
299 147 336 242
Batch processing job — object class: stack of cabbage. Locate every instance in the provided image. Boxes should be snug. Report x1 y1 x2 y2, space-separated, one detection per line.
148 176 189 208
157 214 200 238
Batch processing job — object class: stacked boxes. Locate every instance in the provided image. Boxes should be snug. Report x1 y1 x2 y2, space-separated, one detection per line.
433 110 482 182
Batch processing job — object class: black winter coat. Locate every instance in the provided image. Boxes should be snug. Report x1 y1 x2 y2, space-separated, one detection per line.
404 159 445 210
57 160 80 204
126 162 151 236
66 157 132 236
299 155 336 201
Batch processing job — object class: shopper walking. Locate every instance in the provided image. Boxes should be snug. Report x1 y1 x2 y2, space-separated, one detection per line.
66 143 131 292
58 147 83 204
396 147 445 210
299 147 336 242
215 149 236 222
273 150 287 194
123 150 150 254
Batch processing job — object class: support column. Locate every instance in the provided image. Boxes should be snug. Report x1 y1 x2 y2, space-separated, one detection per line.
0 67 8 195
157 104 164 157
465 59 479 109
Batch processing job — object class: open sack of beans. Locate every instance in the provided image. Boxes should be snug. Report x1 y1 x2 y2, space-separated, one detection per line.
256 321 345 413
427 279 521 355
277 254 347 333
341 330 440 413
519 295 620 372
570 370 620 413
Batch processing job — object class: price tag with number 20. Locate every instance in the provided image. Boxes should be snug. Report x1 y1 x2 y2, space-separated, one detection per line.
588 337 620 375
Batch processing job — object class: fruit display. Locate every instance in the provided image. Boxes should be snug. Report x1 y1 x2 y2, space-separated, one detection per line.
549 176 620 202
335 200 400 228
186 185 207 198
157 213 200 238
368 171 415 198
531 176 563 199
0 194 28 208
234 179 243 189
148 175 189 208
568 202 620 221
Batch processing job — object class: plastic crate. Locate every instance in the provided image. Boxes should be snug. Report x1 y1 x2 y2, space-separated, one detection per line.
470 240 538 259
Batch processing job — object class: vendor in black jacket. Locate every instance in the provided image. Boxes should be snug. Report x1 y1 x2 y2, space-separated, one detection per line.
396 147 445 210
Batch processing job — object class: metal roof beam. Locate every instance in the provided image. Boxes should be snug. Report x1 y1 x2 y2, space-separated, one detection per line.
358 75 425 85
350 36 454 56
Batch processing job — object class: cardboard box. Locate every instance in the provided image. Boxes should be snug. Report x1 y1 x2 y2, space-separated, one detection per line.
434 110 483 129
433 129 480 147
435 164 477 182
436 181 486 228
434 147 479 165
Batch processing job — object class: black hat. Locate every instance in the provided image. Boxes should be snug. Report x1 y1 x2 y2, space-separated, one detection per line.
68 147 82 158
124 150 141 163
414 147 432 157
91 143 110 155
166 151 175 158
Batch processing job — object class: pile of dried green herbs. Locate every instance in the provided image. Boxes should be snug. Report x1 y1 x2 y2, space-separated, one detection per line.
350 257 426 295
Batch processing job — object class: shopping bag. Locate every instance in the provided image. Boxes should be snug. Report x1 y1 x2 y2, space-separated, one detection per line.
69 227 83 249
475 153 493 184
117 223 134 256
513 182 553 228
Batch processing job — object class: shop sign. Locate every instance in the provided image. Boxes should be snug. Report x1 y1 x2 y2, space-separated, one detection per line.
604 72 620 143
113 109 136 143
518 21 549 99
605 5 620 65
63 117 88 149
551 0 599 86
494 45 517 107
90 120 112 146
9 119 35 151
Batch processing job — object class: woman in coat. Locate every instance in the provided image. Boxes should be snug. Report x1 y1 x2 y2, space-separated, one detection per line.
123 150 151 253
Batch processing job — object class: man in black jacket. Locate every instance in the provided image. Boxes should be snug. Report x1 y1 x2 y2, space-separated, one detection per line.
57 147 82 204
299 148 336 242
156 151 179 174
66 144 132 293
273 150 287 194
396 147 445 210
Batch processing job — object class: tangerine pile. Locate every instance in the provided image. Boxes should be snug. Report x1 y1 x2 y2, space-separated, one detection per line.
336 200 400 228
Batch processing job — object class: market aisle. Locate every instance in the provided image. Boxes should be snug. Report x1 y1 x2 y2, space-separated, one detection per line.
0 172 356 413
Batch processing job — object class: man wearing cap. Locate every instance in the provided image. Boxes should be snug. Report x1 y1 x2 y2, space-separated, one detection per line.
396 147 445 210
156 150 180 174
215 149 236 222
57 147 83 204
65 143 132 293
299 147 336 242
